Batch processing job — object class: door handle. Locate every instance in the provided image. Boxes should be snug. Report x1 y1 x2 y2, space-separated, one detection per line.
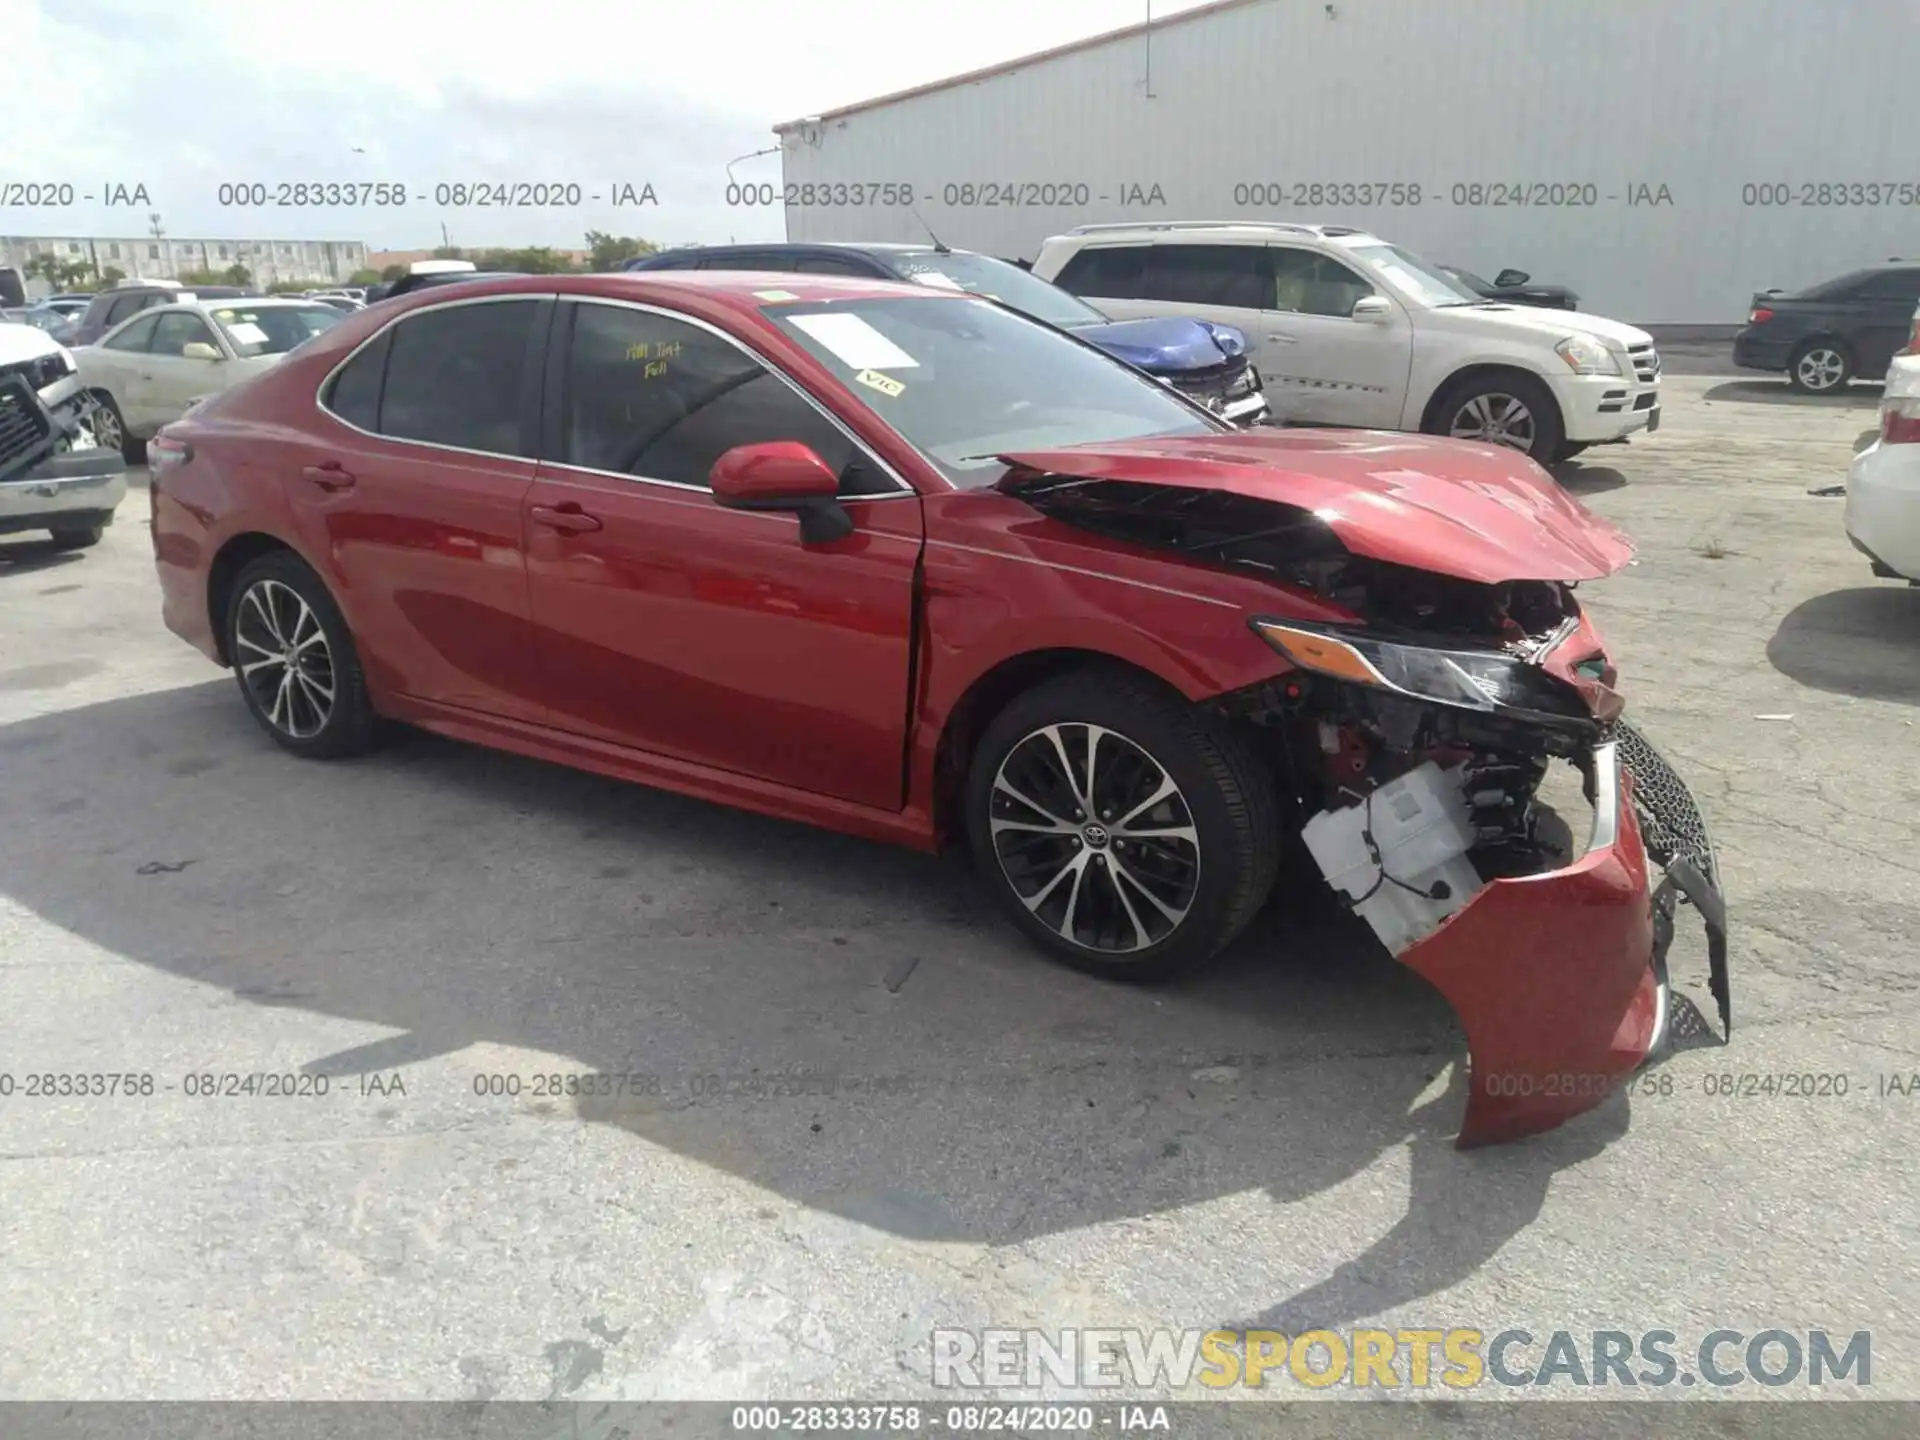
1266 333 1298 344
530 503 603 534
299 462 356 492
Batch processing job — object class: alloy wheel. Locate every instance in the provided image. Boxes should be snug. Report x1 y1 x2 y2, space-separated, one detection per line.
1448 392 1537 452
234 578 336 739
88 401 123 450
1795 347 1846 392
988 722 1201 954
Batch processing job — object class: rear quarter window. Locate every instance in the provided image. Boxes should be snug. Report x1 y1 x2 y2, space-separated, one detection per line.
1053 246 1147 299
322 329 393 431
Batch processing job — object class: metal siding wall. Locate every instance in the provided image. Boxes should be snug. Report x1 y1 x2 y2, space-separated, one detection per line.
780 0 1920 324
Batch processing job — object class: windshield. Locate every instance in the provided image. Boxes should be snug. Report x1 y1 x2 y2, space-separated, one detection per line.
1445 266 1491 292
1349 243 1484 307
888 251 1107 329
768 295 1220 487
210 304 341 357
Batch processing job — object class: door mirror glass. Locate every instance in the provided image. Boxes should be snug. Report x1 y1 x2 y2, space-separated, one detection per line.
181 341 223 361
1494 269 1530 288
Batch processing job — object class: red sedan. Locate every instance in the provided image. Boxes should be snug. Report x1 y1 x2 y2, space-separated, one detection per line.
148 271 1729 1147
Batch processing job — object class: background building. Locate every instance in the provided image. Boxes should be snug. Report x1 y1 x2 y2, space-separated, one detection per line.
0 235 369 291
774 0 1919 325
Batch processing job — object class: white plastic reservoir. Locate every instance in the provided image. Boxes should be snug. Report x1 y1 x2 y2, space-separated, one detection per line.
1301 761 1484 955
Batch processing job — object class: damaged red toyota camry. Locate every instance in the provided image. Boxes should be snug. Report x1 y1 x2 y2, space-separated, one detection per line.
148 271 1730 1147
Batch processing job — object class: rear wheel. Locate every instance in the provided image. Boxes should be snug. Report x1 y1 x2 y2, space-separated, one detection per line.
964 668 1282 982
1429 372 1565 466
224 551 381 759
1788 339 1852 393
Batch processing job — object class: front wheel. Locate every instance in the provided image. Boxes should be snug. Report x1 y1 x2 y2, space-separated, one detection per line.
85 391 144 464
224 551 382 759
48 520 105 550
964 668 1283 982
1428 372 1565 466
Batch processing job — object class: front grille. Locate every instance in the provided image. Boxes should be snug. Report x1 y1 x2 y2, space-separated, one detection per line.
1628 344 1661 384
0 373 57 483
1167 355 1256 401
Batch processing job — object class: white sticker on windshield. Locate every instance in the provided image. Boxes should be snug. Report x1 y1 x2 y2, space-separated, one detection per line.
753 289 799 301
225 322 269 345
789 312 920 369
908 271 965 292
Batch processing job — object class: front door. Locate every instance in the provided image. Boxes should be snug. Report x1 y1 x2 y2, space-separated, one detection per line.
1258 244 1413 428
522 298 924 812
1857 268 1920 376
137 310 229 431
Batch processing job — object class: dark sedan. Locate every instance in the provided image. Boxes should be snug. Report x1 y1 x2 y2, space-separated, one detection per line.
1734 262 1920 393
1438 265 1579 310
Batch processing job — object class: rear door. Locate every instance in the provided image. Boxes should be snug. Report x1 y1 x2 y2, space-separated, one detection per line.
85 311 162 419
289 294 554 723
521 297 924 810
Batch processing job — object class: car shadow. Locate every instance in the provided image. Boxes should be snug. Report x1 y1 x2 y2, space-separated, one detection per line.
1767 586 1920 704
0 537 88 577
0 680 1641 1327
1550 460 1628 496
1701 380 1883 407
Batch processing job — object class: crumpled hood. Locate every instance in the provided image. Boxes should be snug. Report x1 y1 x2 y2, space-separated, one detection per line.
0 322 66 368
996 429 1636 584
1073 316 1247 374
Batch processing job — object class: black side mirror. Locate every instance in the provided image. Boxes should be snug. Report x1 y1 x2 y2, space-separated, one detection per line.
1493 269 1530 288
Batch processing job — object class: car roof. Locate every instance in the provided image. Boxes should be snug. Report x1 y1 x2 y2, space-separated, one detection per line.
1051 221 1379 246
637 241 961 265
378 269 943 315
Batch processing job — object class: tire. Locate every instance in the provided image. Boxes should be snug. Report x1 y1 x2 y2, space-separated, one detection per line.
964 666 1283 983
1553 441 1592 463
86 391 144 464
223 550 381 759
48 521 105 550
1428 371 1565 466
1788 339 1852 394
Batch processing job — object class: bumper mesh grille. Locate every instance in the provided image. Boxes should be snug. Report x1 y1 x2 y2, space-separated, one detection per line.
1605 718 1716 887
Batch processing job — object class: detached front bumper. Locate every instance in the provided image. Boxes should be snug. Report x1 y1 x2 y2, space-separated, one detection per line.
1400 730 1729 1148
0 443 129 537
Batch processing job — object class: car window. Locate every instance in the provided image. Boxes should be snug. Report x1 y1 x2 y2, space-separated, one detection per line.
562 301 897 497
103 313 161 352
889 250 1106 329
150 311 219 357
210 304 341 357
768 294 1220 489
1861 269 1920 301
1269 248 1377 318
1051 245 1148 300
1138 245 1270 309
794 255 876 276
104 294 150 326
322 329 392 431
378 299 539 456
1799 271 1876 301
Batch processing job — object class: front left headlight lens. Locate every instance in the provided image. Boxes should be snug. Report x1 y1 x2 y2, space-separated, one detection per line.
1253 619 1592 722
1554 335 1622 376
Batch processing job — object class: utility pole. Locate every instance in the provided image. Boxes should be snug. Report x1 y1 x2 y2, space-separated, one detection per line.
147 212 166 279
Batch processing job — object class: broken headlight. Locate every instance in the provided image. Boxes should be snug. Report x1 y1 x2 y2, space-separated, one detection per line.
1251 618 1593 724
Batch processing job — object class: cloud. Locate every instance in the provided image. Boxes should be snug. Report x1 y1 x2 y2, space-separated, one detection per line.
5 0 1217 247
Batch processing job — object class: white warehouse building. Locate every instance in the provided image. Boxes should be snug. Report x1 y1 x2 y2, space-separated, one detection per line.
774 0 1919 325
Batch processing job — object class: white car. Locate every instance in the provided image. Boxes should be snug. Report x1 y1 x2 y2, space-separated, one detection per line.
73 297 344 458
1032 221 1662 466
0 321 128 549
1846 345 1920 583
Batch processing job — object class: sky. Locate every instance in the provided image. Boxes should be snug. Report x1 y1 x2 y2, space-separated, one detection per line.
3 0 1215 255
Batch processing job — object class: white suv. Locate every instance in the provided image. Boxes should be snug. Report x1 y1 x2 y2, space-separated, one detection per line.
1032 222 1662 466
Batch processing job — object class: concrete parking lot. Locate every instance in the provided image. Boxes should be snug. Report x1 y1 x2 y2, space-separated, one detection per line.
2 373 1917 1411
